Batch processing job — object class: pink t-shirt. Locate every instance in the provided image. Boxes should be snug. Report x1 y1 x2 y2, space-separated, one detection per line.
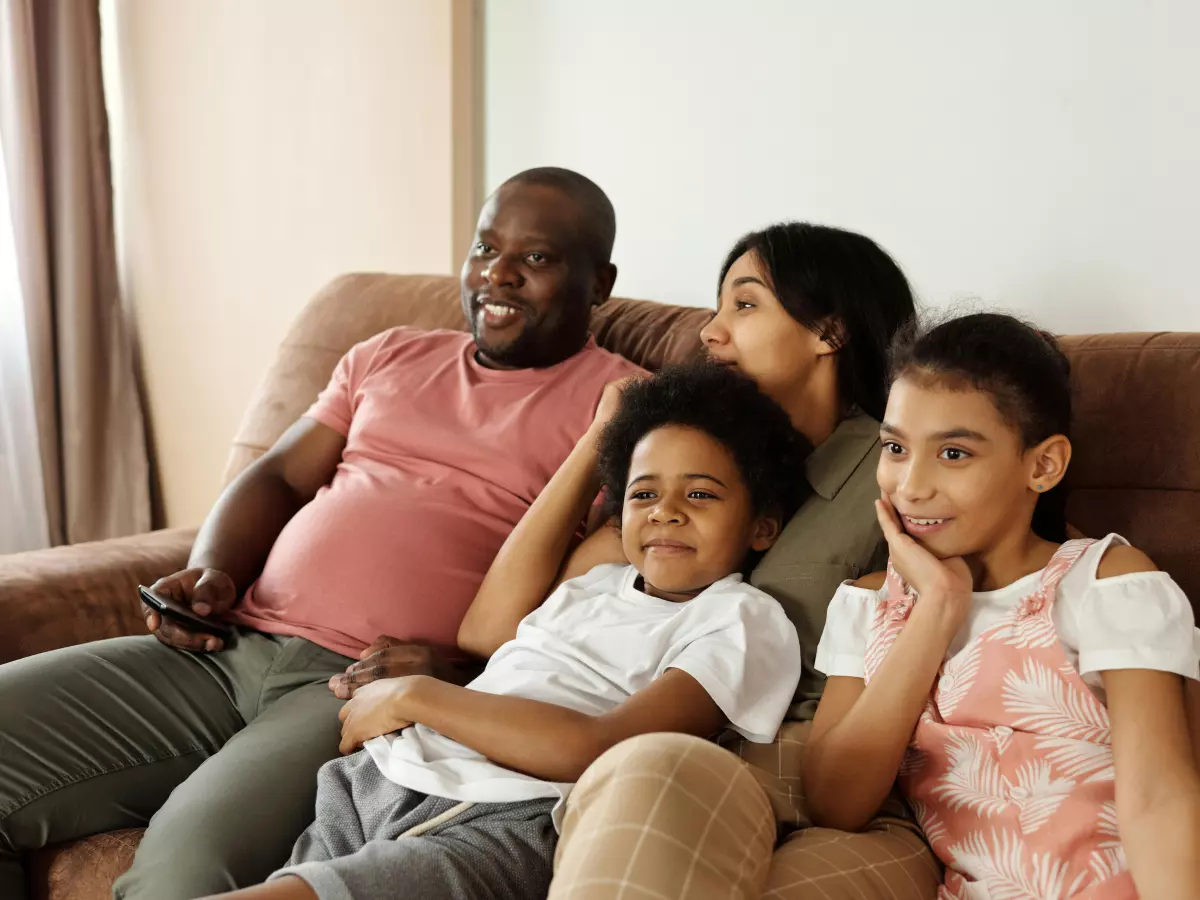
229 327 643 659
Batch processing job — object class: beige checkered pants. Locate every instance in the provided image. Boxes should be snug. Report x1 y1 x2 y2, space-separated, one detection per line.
550 724 941 900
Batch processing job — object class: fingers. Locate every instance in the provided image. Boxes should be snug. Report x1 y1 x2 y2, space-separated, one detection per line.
149 570 195 602
875 496 905 543
338 708 360 755
345 663 387 686
190 569 237 617
147 610 222 652
329 673 357 700
359 635 398 660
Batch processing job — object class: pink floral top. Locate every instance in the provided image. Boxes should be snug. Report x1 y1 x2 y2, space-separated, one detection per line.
865 541 1133 899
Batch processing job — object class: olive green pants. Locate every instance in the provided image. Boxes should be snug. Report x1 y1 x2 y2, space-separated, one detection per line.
0 629 352 900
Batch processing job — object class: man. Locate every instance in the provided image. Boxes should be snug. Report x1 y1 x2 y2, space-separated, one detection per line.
0 168 643 900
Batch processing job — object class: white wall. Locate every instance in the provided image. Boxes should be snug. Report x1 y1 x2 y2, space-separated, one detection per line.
103 0 471 527
485 1 1200 332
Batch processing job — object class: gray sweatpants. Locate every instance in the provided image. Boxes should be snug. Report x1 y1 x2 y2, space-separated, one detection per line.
273 751 557 900
0 628 352 900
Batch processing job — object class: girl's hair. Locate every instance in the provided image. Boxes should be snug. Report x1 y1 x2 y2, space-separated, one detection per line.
718 222 917 421
596 362 812 524
887 312 1073 541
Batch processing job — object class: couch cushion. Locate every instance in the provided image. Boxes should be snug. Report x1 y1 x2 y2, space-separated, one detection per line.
30 829 142 900
1060 333 1200 608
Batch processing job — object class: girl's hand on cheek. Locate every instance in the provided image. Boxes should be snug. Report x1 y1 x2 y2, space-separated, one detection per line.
876 494 973 626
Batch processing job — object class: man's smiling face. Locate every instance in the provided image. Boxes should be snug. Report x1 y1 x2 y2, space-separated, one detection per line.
459 182 601 370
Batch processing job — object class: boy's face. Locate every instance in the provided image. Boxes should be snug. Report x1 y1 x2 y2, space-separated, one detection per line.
620 425 780 602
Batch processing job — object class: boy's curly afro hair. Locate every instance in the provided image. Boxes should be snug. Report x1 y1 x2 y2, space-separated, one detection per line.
596 362 812 524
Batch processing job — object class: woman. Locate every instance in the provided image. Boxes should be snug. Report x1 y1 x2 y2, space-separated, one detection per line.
461 222 938 900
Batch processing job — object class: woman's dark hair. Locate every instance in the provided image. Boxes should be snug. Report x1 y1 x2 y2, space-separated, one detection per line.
596 362 812 526
887 312 1073 541
718 222 917 421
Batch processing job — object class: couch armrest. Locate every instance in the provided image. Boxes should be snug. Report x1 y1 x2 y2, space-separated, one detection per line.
0 528 196 665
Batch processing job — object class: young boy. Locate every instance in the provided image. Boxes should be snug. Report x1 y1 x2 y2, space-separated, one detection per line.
209 363 809 900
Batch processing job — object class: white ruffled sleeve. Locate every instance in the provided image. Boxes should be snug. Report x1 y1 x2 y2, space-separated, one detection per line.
813 581 878 679
1074 570 1199 681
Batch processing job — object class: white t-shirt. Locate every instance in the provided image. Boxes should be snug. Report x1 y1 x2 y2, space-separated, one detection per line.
366 563 801 822
815 534 1200 700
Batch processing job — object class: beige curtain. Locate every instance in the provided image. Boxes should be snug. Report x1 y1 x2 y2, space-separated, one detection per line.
0 0 149 544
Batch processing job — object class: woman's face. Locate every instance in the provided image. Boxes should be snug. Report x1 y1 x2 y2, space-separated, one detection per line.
700 251 827 406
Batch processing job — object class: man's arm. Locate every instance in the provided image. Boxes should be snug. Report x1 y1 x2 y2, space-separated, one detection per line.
338 668 725 782
457 430 605 658
144 418 345 651
457 377 637 659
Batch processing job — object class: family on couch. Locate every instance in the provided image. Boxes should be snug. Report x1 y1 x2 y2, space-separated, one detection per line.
0 168 1197 900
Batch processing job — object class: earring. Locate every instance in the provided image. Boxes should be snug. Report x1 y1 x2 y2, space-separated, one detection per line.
1035 484 1044 492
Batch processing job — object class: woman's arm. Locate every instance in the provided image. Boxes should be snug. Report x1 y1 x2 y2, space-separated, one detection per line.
338 668 725 782
458 378 637 659
1106 668 1200 900
803 589 963 831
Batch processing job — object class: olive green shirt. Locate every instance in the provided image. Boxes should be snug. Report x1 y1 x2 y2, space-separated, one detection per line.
750 411 887 721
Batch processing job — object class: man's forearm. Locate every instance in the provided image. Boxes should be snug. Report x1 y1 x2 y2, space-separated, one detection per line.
458 432 603 656
189 464 308 594
401 676 605 783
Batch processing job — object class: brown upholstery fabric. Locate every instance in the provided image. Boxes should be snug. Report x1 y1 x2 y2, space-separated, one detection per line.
28 830 142 900
1060 333 1200 608
7 273 1197 900
0 527 194 666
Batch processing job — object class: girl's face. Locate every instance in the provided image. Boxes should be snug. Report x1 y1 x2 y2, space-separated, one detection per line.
701 251 829 407
620 425 779 601
876 376 1069 560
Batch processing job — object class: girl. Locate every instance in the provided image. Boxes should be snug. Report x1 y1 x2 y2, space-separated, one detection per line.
207 364 806 900
804 313 1200 899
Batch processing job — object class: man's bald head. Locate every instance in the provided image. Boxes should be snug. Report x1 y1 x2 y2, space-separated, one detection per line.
460 167 619 370
499 167 616 266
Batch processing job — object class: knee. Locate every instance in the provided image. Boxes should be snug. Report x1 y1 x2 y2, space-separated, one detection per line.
571 732 769 821
554 736 776 899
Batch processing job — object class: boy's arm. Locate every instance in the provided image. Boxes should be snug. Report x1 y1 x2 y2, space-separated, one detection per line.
1106 668 1200 900
338 669 725 782
457 378 637 659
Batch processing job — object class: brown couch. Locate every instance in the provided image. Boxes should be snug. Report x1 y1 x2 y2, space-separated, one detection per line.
3 273 1197 900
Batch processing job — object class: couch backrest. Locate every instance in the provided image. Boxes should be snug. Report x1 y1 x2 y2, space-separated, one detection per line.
228 273 1200 606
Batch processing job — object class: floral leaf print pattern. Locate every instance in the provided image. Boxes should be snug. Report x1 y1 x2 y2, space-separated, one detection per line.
938 639 984 718
865 602 907 682
900 744 926 779
989 726 1014 756
1096 801 1120 849
1002 659 1110 742
1088 847 1127 882
1011 760 1075 833
909 798 949 849
1030 737 1114 782
948 830 1087 900
996 604 1059 650
931 732 1008 818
